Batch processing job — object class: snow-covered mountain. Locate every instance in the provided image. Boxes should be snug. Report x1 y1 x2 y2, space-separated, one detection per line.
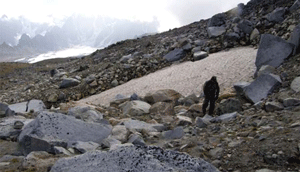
0 14 159 62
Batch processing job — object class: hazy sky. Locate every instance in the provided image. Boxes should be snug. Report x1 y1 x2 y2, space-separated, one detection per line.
0 0 250 32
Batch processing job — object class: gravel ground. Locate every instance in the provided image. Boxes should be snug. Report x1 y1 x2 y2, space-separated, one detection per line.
78 46 258 106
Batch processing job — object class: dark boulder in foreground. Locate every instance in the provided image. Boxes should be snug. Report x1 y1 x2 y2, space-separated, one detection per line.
18 111 112 155
50 145 219 172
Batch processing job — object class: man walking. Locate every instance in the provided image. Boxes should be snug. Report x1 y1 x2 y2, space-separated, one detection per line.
202 76 219 115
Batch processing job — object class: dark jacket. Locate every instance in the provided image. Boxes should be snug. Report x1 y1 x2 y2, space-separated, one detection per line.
203 78 219 100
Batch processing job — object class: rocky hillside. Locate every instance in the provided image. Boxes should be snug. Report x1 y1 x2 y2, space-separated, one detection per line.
0 0 299 108
1 0 300 171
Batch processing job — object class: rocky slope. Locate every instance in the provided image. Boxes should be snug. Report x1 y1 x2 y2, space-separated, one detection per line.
1 0 300 171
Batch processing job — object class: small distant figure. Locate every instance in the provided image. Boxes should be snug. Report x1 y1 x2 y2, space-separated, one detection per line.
202 76 219 115
25 100 30 112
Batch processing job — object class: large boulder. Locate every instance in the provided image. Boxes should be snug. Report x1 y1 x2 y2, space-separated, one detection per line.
119 100 151 116
67 106 103 123
288 24 300 55
216 98 242 115
255 34 294 71
18 111 112 155
266 7 287 23
163 49 186 62
59 78 81 89
237 20 254 35
208 13 226 27
50 145 219 172
8 99 45 114
244 74 282 104
207 27 226 38
144 89 183 104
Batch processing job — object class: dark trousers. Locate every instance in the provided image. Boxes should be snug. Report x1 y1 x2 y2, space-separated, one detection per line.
202 97 215 115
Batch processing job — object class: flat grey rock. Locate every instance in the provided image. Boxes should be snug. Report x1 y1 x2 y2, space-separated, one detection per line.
244 74 282 104
8 99 45 114
50 145 219 172
18 111 112 155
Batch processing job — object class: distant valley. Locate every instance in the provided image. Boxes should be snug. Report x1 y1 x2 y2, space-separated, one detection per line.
0 14 159 62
